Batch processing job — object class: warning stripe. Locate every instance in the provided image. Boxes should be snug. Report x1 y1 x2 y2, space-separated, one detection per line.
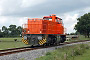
22 37 28 44
39 38 46 45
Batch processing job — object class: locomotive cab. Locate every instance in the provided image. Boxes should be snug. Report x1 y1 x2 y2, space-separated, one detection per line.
43 15 62 24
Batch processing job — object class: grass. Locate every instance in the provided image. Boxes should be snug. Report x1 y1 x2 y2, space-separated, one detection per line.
0 37 28 50
0 37 22 41
36 43 90 60
78 35 90 40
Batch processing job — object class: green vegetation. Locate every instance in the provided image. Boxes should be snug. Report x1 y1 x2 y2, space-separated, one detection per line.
75 13 90 38
0 24 22 37
0 37 28 50
36 43 90 60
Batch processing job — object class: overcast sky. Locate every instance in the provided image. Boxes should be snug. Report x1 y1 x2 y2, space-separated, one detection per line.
0 0 90 33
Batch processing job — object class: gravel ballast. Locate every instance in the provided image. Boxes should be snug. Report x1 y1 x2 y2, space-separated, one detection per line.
0 41 90 60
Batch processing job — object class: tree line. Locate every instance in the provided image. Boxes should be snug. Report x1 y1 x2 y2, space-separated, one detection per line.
74 13 90 38
0 25 22 37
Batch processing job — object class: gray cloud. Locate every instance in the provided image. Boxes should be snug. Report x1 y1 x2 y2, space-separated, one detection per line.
0 0 90 17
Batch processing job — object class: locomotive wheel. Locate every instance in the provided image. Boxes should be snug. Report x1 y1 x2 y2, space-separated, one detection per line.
60 35 66 43
48 36 56 45
51 37 57 45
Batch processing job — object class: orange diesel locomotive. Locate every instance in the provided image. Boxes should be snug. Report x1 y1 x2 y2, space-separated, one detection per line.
22 14 66 46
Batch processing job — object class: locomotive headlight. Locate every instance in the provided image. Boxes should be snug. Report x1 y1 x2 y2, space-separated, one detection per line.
38 36 42 40
24 36 27 40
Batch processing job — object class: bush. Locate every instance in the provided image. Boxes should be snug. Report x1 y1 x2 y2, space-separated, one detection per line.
46 52 52 56
80 44 85 48
85 45 90 49
73 44 88 56
79 44 90 49
74 49 82 56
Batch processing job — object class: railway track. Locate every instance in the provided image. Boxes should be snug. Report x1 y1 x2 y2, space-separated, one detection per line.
0 40 90 56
